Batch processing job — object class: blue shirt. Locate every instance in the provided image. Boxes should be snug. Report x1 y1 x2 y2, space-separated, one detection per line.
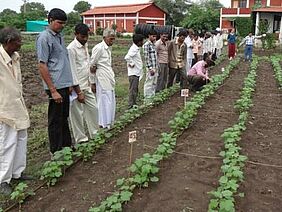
36 27 73 90
227 33 236 44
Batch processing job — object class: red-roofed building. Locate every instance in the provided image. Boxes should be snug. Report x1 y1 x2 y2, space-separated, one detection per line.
81 2 167 33
220 0 282 42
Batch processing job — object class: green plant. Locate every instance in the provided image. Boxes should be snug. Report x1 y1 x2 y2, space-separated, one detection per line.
10 182 35 211
40 147 74 186
208 57 259 212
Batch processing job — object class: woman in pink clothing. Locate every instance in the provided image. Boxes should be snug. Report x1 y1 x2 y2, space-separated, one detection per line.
187 53 212 91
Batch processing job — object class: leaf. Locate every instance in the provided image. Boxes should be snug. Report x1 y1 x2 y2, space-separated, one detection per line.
238 192 245 198
110 202 122 211
116 178 125 186
219 199 234 212
209 199 219 209
222 190 233 198
120 191 133 202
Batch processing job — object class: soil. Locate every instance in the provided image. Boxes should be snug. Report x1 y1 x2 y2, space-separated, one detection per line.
123 58 250 212
235 60 282 211
5 50 282 211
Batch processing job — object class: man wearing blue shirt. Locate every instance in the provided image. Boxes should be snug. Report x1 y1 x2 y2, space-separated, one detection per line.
36 8 73 154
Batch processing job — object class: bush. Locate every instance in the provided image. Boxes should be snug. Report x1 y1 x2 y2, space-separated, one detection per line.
262 33 276 49
96 27 104 36
235 17 253 37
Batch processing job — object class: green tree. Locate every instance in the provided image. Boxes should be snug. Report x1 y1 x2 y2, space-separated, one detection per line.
181 0 223 31
153 0 192 25
73 1 91 14
20 2 47 16
0 8 17 17
67 12 82 26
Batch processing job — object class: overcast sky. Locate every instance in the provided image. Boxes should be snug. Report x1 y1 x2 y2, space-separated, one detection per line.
0 0 230 13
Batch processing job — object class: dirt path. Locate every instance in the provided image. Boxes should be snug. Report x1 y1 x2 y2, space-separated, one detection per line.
236 60 282 211
123 60 250 212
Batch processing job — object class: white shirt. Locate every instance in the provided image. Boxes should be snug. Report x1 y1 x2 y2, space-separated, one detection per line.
124 43 143 78
216 34 224 49
90 40 115 91
184 36 194 59
67 38 92 90
0 45 30 130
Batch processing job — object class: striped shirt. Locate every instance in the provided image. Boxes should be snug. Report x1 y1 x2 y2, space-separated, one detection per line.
36 27 73 90
143 39 158 70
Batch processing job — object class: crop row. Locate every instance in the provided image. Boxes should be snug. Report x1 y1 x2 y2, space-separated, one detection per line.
208 56 259 212
89 58 240 212
270 55 282 88
3 84 179 212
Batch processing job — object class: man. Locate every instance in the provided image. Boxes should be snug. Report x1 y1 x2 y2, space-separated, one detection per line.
188 53 212 91
36 8 73 154
90 28 116 129
184 28 194 72
67 23 98 144
143 29 159 98
0 27 30 195
167 30 188 89
239 32 265 62
155 32 169 92
124 34 144 108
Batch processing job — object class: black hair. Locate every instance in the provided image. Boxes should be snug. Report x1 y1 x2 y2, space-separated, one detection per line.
177 29 187 37
148 29 157 36
48 8 67 23
133 34 144 45
0 27 21 44
75 23 90 35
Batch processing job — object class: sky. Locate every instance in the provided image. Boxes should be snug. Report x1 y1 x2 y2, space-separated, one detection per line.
0 0 230 13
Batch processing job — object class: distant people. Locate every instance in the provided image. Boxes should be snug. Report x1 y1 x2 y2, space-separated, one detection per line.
167 30 188 89
36 8 73 154
155 32 169 92
227 28 236 60
188 53 212 91
124 34 144 108
184 28 194 72
216 29 224 58
143 29 159 98
0 27 31 195
192 34 201 66
239 32 266 62
90 28 116 129
67 23 98 144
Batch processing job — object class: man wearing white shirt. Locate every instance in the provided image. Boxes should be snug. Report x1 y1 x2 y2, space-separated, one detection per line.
90 28 116 129
124 34 144 108
184 28 194 73
0 27 30 195
67 23 98 144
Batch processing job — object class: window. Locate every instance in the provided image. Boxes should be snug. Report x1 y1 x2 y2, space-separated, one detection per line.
239 0 247 8
273 15 281 32
254 0 261 4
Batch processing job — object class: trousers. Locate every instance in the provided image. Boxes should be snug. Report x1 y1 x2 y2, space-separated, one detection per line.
47 88 72 153
0 123 27 183
69 87 99 144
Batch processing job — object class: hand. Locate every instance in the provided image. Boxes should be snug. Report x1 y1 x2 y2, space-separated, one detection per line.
90 66 97 74
77 92 85 104
262 34 266 37
91 84 96 93
51 90 63 104
149 69 155 76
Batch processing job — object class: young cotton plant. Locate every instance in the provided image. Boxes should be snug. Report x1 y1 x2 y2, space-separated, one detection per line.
10 182 35 211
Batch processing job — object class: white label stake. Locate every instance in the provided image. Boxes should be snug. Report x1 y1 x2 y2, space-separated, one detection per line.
181 89 189 107
128 131 137 166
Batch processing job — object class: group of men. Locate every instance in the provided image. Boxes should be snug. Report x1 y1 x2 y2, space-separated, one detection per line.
0 7 221 195
0 8 116 195
125 28 221 107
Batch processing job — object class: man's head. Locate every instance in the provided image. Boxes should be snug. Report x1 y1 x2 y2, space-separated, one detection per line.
187 28 194 38
74 23 90 46
248 32 253 37
133 34 144 47
160 33 169 43
148 29 157 43
0 27 22 56
103 28 115 46
177 30 187 44
48 8 67 33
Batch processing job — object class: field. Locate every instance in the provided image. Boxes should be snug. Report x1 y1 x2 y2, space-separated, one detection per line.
1 35 282 212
